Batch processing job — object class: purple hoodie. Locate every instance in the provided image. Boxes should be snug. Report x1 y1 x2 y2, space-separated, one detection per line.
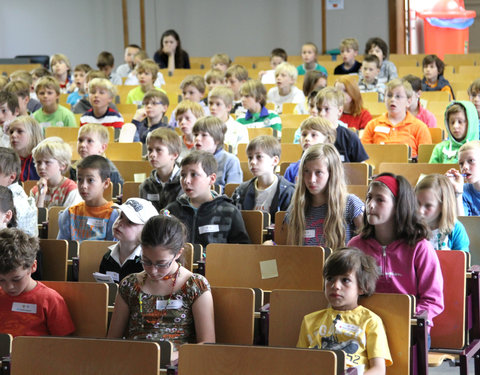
348 236 444 325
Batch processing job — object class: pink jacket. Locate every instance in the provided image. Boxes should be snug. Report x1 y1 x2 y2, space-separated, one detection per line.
348 236 444 324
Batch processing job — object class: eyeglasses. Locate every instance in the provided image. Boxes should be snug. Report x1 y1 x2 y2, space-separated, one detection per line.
386 93 407 100
139 256 176 269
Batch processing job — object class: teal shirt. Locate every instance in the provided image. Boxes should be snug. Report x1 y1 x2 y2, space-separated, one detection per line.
297 63 328 76
33 105 76 132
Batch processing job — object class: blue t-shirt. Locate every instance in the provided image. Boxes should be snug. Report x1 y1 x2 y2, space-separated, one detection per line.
463 183 480 216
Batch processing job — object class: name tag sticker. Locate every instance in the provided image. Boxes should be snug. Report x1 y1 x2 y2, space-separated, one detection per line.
106 271 119 282
304 229 316 239
260 259 278 279
134 173 147 183
12 302 37 314
147 193 160 201
374 126 390 134
87 218 105 228
198 224 219 234
156 299 183 310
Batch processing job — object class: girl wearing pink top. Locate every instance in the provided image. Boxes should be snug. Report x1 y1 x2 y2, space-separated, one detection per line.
348 173 444 330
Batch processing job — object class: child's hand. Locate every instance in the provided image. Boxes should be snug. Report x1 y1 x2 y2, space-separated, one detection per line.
37 178 48 196
67 82 76 93
163 44 176 56
445 168 464 193
133 108 147 122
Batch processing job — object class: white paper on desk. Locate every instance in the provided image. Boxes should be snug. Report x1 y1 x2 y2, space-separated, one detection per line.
134 173 147 183
93 272 114 283
260 259 278 279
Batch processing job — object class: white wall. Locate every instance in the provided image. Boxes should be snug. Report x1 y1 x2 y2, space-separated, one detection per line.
0 0 389 69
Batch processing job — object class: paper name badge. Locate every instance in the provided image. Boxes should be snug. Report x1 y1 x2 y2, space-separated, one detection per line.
304 229 316 239
198 224 219 234
87 218 105 228
260 259 278 279
147 193 160 201
92 272 115 283
106 271 119 282
134 173 147 183
12 302 37 314
374 126 390 134
156 299 183 310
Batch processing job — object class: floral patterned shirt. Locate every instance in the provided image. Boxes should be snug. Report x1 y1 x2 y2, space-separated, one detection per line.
119 271 210 351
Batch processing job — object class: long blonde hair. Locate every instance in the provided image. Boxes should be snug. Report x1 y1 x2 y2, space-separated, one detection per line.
288 143 348 248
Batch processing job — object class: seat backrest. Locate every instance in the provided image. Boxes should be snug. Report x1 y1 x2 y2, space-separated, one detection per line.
279 114 309 129
417 144 436 163
211 286 255 345
40 239 68 281
241 210 264 244
47 206 64 239
0 333 12 358
363 144 410 172
344 162 370 185
347 185 368 201
205 243 324 290
458 216 480 266
378 163 458 186
274 211 288 245
224 183 239 198
106 142 143 161
122 181 141 202
78 240 117 282
42 281 108 337
113 160 152 182
178 343 340 375
11 337 160 375
269 290 412 375
430 250 467 349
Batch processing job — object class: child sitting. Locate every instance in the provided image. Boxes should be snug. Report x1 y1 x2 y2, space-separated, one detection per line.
116 44 141 78
285 117 336 184
267 62 306 114
421 54 454 99
140 128 183 211
0 228 75 337
297 247 392 374
32 76 76 131
0 147 37 237
126 59 162 106
107 214 215 361
296 42 327 76
4 80 38 117
132 90 170 144
364 37 398 84
50 53 72 93
9 116 44 181
232 136 294 222
302 70 328 99
334 76 372 130
416 174 469 251
468 78 480 122
193 116 243 189
210 53 231 72
361 79 432 158
260 48 287 84
166 150 250 247
72 70 108 114
123 50 166 88
169 75 209 128
334 38 362 75
237 80 282 135
225 64 249 117
70 124 124 187
66 64 92 108
0 91 19 147
204 69 226 92
175 100 205 158
31 138 82 209
447 140 480 216
79 78 124 128
99 198 158 283
58 155 119 241
430 101 478 163
295 87 369 163
358 54 386 102
97 51 122 85
402 75 437 128
208 86 249 155
7 71 42 114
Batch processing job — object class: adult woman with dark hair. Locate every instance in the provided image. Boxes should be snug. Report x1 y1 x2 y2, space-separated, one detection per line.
153 29 191 72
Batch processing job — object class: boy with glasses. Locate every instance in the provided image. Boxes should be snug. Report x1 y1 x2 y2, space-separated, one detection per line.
132 90 171 143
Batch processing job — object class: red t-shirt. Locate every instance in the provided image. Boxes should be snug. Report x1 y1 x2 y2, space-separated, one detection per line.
340 108 372 130
0 282 75 337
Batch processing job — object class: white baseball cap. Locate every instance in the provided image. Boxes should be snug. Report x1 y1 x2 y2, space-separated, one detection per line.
116 198 158 225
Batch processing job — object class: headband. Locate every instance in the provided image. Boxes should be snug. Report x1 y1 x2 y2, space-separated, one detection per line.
374 175 398 197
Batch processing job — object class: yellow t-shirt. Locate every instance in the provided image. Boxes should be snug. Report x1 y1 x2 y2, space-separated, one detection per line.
297 305 393 370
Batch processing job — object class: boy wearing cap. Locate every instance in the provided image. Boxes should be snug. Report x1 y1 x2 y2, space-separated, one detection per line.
98 198 158 283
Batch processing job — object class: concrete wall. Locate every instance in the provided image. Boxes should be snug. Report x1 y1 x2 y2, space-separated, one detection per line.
0 0 389 68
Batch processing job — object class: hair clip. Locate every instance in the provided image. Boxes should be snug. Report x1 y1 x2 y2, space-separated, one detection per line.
160 209 171 217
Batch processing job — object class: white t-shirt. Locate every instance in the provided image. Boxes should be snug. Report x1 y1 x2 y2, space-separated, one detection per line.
254 176 278 214
267 86 306 114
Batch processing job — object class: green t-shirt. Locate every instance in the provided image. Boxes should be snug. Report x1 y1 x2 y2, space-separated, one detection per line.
33 105 76 132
